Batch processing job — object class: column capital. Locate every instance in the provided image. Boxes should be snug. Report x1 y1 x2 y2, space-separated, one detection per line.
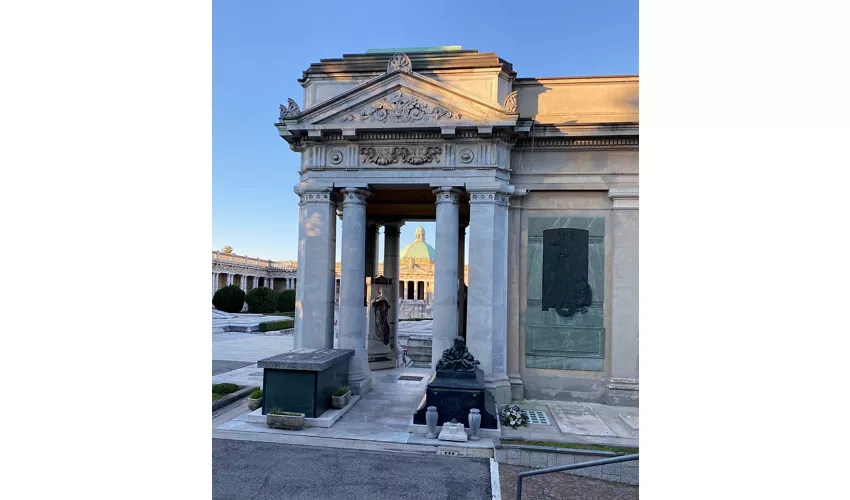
608 187 639 209
468 191 510 207
433 187 463 204
341 187 372 206
295 184 334 205
382 221 404 234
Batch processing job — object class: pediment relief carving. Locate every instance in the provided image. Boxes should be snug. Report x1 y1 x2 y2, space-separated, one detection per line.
281 70 515 132
320 89 474 125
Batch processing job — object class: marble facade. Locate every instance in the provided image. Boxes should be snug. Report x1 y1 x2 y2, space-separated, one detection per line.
275 48 638 406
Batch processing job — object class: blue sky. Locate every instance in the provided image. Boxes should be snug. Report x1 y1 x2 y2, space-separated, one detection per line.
213 0 638 261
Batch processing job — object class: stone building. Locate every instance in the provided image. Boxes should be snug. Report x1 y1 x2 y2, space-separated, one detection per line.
274 47 638 406
212 226 468 319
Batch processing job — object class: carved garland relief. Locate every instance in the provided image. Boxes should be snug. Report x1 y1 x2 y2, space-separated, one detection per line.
360 146 442 166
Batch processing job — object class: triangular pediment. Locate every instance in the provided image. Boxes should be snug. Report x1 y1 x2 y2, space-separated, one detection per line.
280 70 517 132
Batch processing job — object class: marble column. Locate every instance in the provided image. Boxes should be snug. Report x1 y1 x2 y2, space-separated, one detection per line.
338 187 372 395
507 191 527 401
606 188 640 406
326 202 337 343
293 185 336 349
268 277 274 291
226 274 233 286
383 222 403 361
457 223 467 338
431 187 462 368
466 187 511 404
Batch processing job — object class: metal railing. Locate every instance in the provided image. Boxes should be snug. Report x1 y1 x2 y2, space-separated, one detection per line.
515 453 638 500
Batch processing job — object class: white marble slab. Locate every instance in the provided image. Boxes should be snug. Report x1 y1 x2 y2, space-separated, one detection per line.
546 403 616 437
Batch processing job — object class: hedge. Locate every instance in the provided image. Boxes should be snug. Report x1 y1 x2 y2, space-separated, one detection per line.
246 287 278 314
277 289 296 314
212 285 246 313
259 320 294 332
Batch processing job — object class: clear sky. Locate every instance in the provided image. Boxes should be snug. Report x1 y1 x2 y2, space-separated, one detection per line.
213 0 638 261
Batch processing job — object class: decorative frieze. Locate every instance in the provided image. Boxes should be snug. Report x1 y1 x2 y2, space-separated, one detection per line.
360 146 442 166
295 186 334 206
338 90 463 124
459 148 475 163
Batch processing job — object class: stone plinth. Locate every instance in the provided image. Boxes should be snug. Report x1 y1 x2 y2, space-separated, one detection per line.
258 348 354 418
438 421 468 442
413 370 499 429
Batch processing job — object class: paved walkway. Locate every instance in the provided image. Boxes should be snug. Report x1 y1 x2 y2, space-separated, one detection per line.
498 463 638 500
213 439 492 500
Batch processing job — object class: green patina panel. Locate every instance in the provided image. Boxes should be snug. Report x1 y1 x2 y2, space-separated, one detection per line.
526 216 605 371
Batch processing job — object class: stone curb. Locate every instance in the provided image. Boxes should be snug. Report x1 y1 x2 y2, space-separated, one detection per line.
498 443 619 457
212 386 259 412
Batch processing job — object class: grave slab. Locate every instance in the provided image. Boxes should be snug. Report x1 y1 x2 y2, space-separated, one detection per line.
546 403 616 437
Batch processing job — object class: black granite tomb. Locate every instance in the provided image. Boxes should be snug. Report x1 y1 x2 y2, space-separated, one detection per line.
257 348 353 418
413 337 499 429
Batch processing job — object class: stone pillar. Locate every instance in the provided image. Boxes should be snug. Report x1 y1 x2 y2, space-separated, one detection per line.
606 188 640 406
226 274 233 287
466 187 511 404
293 185 336 349
338 187 372 395
327 202 338 344
457 223 467 338
212 272 218 297
507 191 527 400
268 277 274 291
365 221 379 278
431 187 462 368
383 222 403 363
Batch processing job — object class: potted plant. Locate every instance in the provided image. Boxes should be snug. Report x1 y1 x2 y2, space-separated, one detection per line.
247 389 263 411
266 408 305 430
331 385 351 409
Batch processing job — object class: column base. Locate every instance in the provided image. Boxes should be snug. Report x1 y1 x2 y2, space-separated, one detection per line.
349 375 372 397
605 377 639 407
484 375 513 405
508 372 524 401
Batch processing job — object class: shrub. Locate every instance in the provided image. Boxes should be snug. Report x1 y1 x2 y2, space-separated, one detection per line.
213 285 246 313
277 289 296 314
259 319 294 332
212 383 241 395
246 287 278 314
333 386 351 397
249 389 263 399
212 393 222 401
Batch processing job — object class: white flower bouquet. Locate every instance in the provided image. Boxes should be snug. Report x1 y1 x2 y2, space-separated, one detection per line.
499 405 529 429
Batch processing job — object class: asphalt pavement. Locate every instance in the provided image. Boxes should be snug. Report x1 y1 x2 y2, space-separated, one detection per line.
212 438 492 500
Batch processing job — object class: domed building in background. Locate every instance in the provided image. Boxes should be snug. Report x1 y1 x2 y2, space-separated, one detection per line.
400 226 435 261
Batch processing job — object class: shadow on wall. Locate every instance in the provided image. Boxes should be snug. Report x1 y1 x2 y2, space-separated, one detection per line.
516 84 552 120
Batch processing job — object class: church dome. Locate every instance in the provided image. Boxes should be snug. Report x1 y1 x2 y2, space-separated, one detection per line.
400 226 435 260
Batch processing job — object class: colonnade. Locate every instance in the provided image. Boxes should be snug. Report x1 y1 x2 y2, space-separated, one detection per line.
211 273 297 297
295 184 512 403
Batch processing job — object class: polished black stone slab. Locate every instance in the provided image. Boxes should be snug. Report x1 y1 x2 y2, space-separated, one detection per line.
413 369 499 429
259 349 353 418
257 348 353 371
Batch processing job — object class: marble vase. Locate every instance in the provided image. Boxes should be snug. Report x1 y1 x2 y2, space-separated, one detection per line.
425 406 438 438
468 408 481 440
